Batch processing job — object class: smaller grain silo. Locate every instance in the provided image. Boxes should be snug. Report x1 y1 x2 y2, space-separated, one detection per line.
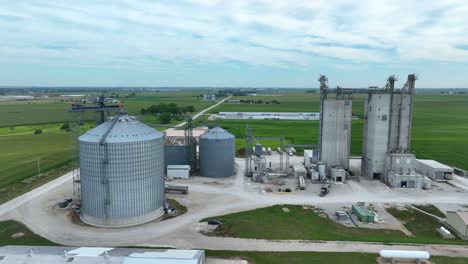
199 127 235 177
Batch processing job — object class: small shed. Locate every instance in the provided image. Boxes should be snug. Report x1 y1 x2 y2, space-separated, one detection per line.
352 205 374 223
167 165 191 180
415 159 453 181
330 167 346 182
291 163 307 178
447 211 468 239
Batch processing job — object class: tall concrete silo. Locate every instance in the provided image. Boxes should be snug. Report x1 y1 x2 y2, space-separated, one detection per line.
319 98 352 171
199 127 235 177
78 115 165 227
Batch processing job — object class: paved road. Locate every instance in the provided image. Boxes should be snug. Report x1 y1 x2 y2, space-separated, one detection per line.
174 96 231 127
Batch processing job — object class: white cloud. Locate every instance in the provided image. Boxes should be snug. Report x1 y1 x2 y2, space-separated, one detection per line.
0 0 468 69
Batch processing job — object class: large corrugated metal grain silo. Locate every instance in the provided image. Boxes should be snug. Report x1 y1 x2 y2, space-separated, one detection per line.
199 127 235 177
78 115 165 227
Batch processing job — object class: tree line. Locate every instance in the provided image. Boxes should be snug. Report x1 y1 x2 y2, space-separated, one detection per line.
140 103 196 124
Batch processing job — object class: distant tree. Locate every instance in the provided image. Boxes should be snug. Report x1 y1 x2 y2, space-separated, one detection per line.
60 123 70 131
159 112 172 124
183 105 196 113
257 99 263 104
34 129 43 134
141 108 147 114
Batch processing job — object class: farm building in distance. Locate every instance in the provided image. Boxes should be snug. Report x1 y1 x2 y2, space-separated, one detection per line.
214 111 319 120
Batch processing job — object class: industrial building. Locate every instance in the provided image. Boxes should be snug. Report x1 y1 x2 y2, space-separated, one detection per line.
164 127 208 170
202 94 216 101
199 127 235 177
361 74 426 188
167 165 191 179
0 246 206 264
78 115 166 227
291 163 307 178
318 76 352 174
330 167 347 183
352 204 375 223
214 111 319 120
447 211 468 239
415 159 453 181
164 137 197 168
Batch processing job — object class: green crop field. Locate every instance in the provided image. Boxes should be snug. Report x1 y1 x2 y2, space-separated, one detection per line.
0 125 74 204
201 205 468 245
207 93 468 170
0 101 71 127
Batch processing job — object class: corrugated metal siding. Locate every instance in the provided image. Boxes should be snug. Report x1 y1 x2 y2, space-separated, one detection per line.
79 116 165 227
199 128 235 178
165 146 191 166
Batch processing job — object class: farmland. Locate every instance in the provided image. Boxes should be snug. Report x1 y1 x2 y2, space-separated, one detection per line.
0 90 214 127
0 124 74 204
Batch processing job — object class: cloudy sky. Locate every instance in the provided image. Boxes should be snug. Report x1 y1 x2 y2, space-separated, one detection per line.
1 0 468 88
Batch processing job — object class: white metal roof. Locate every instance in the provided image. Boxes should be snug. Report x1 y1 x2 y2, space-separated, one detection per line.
0 247 204 264
129 250 200 259
456 211 468 225
68 247 114 257
167 165 191 170
291 163 306 172
416 159 453 170
304 150 314 157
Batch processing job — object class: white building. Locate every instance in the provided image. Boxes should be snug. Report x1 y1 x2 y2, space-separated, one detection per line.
415 159 453 181
304 149 316 167
167 165 191 179
0 246 205 264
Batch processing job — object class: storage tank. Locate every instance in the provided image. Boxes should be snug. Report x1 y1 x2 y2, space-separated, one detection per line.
254 143 263 156
199 127 235 177
79 115 165 227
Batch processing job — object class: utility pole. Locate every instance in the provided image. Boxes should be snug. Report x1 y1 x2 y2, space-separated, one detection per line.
37 157 41 177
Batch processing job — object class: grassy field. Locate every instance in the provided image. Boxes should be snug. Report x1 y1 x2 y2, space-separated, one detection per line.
206 251 468 264
386 206 461 244
206 250 378 264
0 220 57 246
207 93 468 170
0 125 74 204
201 205 468 245
412 204 446 218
